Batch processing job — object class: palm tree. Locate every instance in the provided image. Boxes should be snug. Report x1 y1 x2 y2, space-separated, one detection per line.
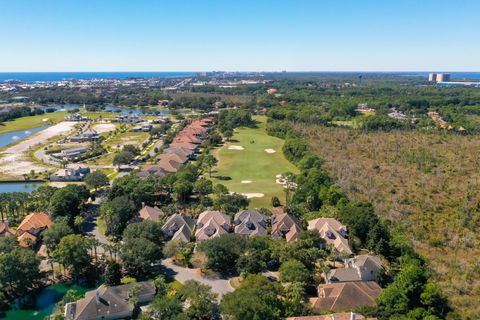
282 172 296 206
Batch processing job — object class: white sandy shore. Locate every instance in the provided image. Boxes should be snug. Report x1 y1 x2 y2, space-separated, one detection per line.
0 122 76 176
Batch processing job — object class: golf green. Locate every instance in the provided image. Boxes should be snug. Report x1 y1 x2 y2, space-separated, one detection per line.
213 116 298 208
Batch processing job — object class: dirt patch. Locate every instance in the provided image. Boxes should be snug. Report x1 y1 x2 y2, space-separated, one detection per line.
0 121 76 176
93 123 116 133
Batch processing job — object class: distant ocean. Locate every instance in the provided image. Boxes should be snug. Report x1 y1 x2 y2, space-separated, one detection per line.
397 72 480 80
1 71 480 83
0 72 194 83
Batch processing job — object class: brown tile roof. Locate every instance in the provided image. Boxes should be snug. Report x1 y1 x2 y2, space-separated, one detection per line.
170 142 197 151
17 213 52 233
18 232 37 247
271 213 302 242
137 165 167 179
157 159 183 173
0 222 15 236
195 210 231 242
313 282 382 311
308 218 352 254
139 205 164 222
156 152 188 164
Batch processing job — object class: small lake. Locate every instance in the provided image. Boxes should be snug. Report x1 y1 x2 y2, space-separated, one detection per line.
0 125 49 149
0 182 43 193
1 283 90 320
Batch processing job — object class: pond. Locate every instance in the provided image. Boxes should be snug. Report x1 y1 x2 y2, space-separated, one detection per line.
0 125 49 149
1 283 91 320
0 182 43 193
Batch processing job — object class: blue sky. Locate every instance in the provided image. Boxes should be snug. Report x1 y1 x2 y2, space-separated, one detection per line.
0 0 479 72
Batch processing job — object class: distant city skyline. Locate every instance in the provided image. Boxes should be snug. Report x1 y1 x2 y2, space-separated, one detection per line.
1 0 479 72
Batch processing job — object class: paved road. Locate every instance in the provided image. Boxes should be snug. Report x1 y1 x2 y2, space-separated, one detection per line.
160 259 234 299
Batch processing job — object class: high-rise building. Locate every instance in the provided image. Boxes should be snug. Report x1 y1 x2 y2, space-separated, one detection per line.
436 73 451 82
429 73 451 82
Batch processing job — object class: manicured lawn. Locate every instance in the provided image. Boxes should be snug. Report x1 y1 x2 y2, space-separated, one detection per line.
212 116 298 208
0 111 68 134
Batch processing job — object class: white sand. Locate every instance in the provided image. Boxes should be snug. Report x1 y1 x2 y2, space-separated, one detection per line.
241 180 252 184
93 123 116 133
242 193 264 198
0 121 76 176
264 148 276 154
275 174 282 178
42 118 49 122
276 178 286 185
228 145 244 150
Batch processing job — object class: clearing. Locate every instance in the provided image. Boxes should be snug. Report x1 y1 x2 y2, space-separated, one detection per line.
0 111 68 134
213 116 298 208
0 121 76 179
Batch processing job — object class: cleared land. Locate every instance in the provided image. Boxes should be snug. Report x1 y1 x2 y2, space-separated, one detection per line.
0 111 68 134
213 116 298 208
0 121 76 179
297 124 480 317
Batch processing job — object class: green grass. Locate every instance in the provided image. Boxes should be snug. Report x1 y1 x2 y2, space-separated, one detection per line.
212 116 298 208
0 111 68 134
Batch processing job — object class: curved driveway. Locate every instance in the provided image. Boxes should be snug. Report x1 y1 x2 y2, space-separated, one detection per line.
160 258 233 300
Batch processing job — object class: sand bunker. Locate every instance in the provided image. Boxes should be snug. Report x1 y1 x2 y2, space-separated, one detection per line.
228 145 244 150
264 148 276 154
93 123 116 133
241 193 264 199
241 180 252 184
42 118 49 122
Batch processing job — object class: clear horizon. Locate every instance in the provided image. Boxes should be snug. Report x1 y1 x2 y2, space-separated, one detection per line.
1 0 479 72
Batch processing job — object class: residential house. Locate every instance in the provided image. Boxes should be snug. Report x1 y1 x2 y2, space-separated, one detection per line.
312 282 382 312
16 213 52 247
287 313 377 320
59 147 88 159
326 255 383 283
138 205 164 222
0 221 15 236
131 123 152 132
136 165 167 179
308 218 352 254
271 210 302 242
64 281 155 320
169 141 198 152
70 130 100 142
50 164 90 182
156 152 188 165
164 146 195 159
111 114 143 123
65 113 87 122
162 214 195 242
157 158 183 173
234 209 267 237
195 210 231 242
